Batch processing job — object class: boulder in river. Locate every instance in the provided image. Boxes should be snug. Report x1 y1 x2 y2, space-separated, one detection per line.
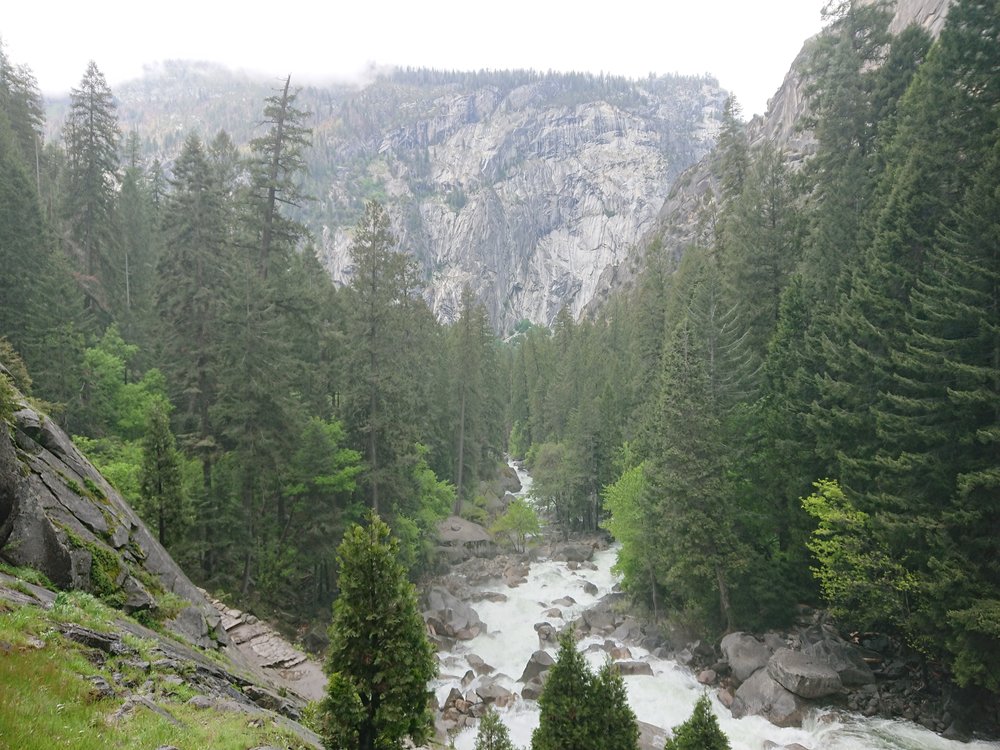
768 648 843 699
519 650 555 682
803 634 875 686
731 668 808 727
466 654 494 676
614 661 654 676
720 632 773 682
423 586 484 640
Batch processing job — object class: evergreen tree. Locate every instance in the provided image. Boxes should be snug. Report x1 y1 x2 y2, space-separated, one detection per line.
642 250 754 630
322 513 436 750
663 694 730 750
342 200 425 513
593 661 640 750
61 61 121 314
532 630 595 750
533 630 638 750
248 75 311 278
474 708 516 750
139 399 185 548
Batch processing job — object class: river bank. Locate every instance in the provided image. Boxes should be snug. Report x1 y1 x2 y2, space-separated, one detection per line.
423 530 1000 750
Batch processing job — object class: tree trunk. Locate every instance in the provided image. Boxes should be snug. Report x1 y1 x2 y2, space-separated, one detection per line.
716 563 733 632
454 384 467 515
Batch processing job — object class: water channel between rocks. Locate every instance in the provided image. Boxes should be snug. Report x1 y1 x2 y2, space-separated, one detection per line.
433 464 1000 750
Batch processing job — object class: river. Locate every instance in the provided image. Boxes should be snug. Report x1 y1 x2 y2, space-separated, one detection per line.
432 463 1000 750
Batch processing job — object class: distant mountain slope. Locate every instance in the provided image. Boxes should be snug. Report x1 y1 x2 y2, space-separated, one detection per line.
635 0 953 281
49 64 727 333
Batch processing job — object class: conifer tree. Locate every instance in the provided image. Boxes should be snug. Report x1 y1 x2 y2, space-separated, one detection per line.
322 513 436 750
474 708 516 750
139 399 185 548
663 694 730 750
62 61 121 314
533 630 638 750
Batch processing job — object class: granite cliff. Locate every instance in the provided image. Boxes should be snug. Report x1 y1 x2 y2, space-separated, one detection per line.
72 66 727 334
624 0 954 289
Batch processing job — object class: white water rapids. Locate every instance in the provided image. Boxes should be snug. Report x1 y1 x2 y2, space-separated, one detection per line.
432 463 1000 750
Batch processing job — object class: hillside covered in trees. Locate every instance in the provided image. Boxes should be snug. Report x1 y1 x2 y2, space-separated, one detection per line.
1 0 998 731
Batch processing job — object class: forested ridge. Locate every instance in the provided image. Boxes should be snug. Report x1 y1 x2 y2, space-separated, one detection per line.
1 0 998 718
509 0 1000 698
0 50 507 624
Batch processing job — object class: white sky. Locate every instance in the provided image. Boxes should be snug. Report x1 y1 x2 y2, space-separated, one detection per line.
1 0 828 117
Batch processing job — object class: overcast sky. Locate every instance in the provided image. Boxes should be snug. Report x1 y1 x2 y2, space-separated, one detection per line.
2 0 828 117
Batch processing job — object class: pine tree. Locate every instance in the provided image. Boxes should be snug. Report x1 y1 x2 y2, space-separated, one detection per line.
533 630 638 750
248 75 311 278
322 513 436 750
139 399 185 548
474 708 516 750
594 661 640 750
663 694 730 750
61 61 121 314
342 200 426 513
641 250 755 629
532 630 595 750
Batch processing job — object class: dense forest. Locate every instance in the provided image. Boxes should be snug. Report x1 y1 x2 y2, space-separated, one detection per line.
0 51 507 623
509 0 1000 697
1 0 998 712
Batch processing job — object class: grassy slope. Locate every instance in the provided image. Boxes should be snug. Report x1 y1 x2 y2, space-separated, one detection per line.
0 570 316 750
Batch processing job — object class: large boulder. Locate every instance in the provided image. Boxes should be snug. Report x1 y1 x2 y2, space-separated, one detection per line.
519 650 555 682
731 668 808 728
768 648 843 699
803 635 875 686
721 632 773 682
424 586 484 640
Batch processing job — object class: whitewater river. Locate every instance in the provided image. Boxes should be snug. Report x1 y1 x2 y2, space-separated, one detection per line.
432 465 1000 750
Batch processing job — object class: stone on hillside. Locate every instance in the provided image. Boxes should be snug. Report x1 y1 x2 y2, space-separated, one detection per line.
698 669 717 685
582 608 615 634
519 650 555 682
476 679 514 706
731 668 808 728
721 632 773 682
554 542 594 562
768 648 843 699
122 575 156 613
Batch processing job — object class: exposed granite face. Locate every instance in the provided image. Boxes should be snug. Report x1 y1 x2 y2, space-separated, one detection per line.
312 74 729 334
0 387 227 651
629 0 954 287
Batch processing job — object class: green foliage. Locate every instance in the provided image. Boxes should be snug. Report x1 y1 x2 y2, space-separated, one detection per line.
322 513 437 750
663 694 731 750
474 708 516 750
801 479 916 629
533 630 638 750
490 498 540 553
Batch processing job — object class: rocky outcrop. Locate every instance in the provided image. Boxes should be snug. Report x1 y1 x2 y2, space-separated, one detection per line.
630 0 956 295
0 393 229 652
0 570 322 748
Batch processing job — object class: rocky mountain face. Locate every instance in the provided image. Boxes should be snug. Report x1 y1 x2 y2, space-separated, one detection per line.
82 66 728 333
0 366 226 650
632 0 954 281
309 71 727 332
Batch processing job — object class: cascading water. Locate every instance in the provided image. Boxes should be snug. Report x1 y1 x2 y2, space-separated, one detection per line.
432 463 1000 750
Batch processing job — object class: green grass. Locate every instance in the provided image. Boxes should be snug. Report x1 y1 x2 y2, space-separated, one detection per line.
0 562 53 589
0 600 313 750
